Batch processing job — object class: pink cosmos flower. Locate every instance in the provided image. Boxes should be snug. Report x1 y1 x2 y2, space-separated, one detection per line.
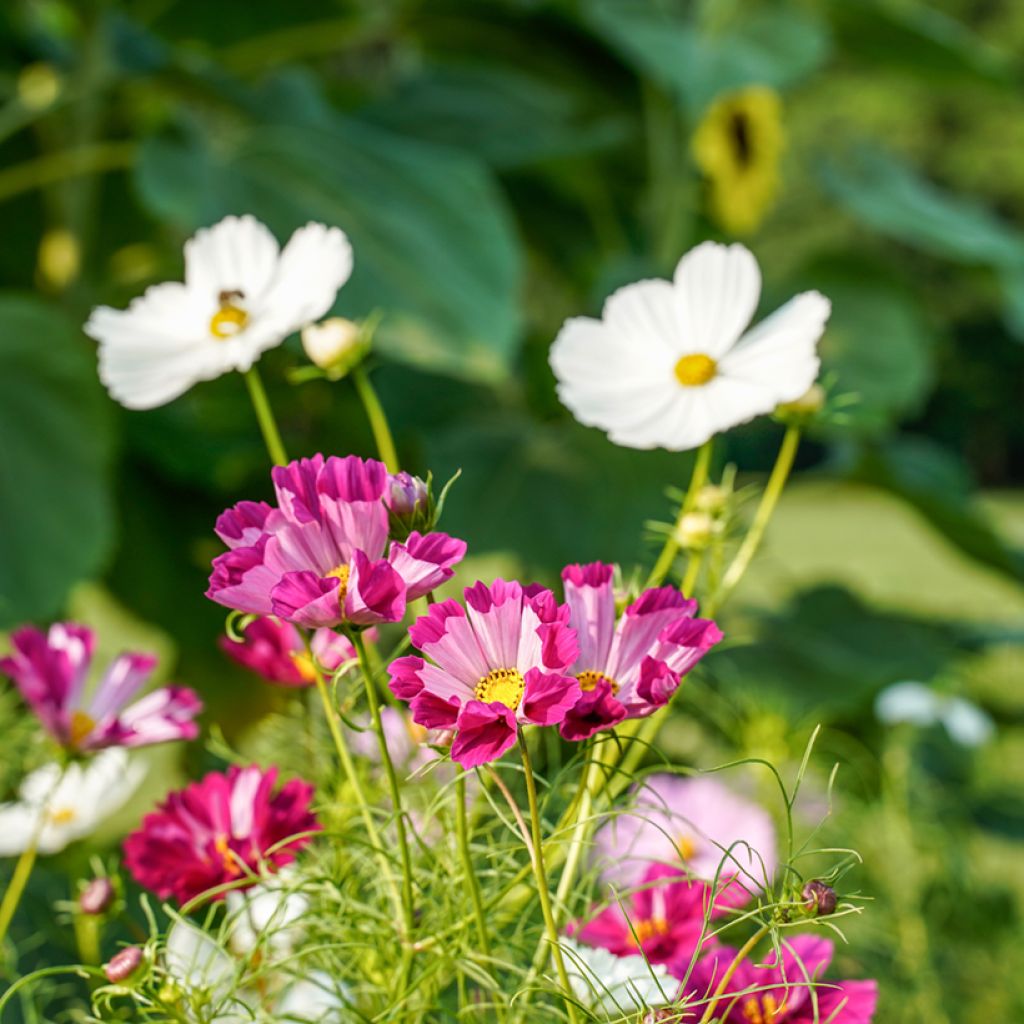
123 765 319 905
219 616 357 688
388 579 582 767
570 863 721 979
687 935 877 1023
0 623 201 752
594 775 777 901
557 563 721 741
206 455 466 629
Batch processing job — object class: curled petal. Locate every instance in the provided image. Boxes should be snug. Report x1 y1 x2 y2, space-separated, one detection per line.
451 701 518 767
272 455 326 524
409 689 461 730
214 501 273 549
318 455 388 504
559 679 627 741
389 655 428 701
207 538 278 615
389 531 467 601
520 668 580 726
344 552 406 625
271 571 343 629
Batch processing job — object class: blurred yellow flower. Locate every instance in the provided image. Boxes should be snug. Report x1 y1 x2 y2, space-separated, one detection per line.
37 229 80 291
692 86 784 235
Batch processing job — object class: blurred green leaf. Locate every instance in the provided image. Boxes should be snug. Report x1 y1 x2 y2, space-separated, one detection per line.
0 295 114 628
136 73 522 384
854 436 1024 583
587 1 830 112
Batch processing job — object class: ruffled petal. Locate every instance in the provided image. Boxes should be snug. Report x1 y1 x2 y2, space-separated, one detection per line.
520 667 580 726
451 700 518 767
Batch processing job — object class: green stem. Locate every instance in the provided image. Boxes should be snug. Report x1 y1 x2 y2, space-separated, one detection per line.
351 632 414 938
681 551 704 598
518 734 580 1024
0 141 135 206
243 366 288 467
0 844 39 949
710 426 800 615
351 364 399 473
697 924 770 1024
646 439 713 589
455 773 491 957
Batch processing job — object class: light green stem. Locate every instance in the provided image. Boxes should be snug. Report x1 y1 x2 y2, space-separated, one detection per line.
0 141 135 206
0 844 39 949
243 366 288 467
455 773 491 957
518 734 580 1024
710 426 800 615
352 364 399 473
697 924 770 1024
645 439 713 589
352 631 414 939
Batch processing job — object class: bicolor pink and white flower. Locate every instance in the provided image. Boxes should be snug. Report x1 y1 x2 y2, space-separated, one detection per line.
557 563 721 741
219 616 356 688
570 863 721 980
0 623 201 752
551 241 831 451
206 455 466 629
388 580 582 767
688 935 877 1023
86 215 353 410
123 765 319 905
594 775 778 899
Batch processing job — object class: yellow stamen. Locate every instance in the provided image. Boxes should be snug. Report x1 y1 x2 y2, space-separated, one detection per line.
632 917 670 945
68 709 95 746
290 652 318 683
742 994 781 1024
576 669 619 695
214 834 242 876
326 564 351 611
49 806 76 825
677 834 698 861
474 668 525 711
210 289 249 339
674 353 717 387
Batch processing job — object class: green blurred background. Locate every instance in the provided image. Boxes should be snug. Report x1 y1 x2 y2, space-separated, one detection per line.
1 0 1023 1020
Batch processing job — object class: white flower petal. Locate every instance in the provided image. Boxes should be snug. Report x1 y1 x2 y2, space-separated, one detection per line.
673 241 761 357
942 698 994 747
0 805 44 857
184 215 280 299
562 937 673 1014
718 290 830 404
875 681 942 727
275 970 352 1022
166 921 236 999
602 278 685 358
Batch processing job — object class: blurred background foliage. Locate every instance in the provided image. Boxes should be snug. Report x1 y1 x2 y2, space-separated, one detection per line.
0 0 1023 1020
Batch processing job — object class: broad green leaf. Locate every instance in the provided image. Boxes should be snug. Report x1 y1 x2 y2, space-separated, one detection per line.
135 73 522 384
587 1 830 112
0 296 114 627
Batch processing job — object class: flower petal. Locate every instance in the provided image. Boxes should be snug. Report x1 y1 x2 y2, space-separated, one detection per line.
451 700 518 767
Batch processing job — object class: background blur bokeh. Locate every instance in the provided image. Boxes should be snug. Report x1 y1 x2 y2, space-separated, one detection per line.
1 0 1023 1020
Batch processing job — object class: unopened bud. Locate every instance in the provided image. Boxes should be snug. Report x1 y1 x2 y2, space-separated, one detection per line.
17 63 61 110
693 484 728 516
301 317 367 376
38 228 80 290
103 945 143 983
673 511 715 550
802 879 837 917
79 877 115 915
641 1010 676 1023
385 471 434 539
776 383 826 420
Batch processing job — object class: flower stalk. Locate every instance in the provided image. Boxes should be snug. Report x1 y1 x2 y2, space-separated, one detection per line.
243 366 289 467
351 363 399 473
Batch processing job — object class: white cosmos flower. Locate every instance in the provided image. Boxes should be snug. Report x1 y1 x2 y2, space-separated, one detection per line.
561 937 673 1017
875 681 994 748
0 749 144 856
550 241 831 451
86 215 353 410
224 872 309 956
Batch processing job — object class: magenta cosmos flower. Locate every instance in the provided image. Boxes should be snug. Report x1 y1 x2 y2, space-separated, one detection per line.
388 580 581 767
570 863 721 980
594 775 777 900
207 455 466 629
0 623 201 752
558 563 722 741
124 765 319 905
688 935 877 1023
219 616 357 687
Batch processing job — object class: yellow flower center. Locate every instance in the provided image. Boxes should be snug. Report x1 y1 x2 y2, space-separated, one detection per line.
68 709 95 746
49 806 76 825
677 834 698 861
210 289 249 339
474 668 525 711
290 652 319 683
327 564 351 610
214 834 243 876
742 995 781 1024
674 353 717 387
576 669 619 695
632 917 670 946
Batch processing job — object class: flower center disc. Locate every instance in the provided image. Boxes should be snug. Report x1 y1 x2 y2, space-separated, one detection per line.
677 834 698 861
577 669 619 695
327 564 351 611
68 709 95 746
210 289 249 339
474 668 525 711
49 806 76 825
674 353 717 387
742 995 781 1024
633 916 670 945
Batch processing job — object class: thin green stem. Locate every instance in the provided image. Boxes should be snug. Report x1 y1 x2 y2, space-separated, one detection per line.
243 367 288 467
646 439 713 589
697 924 770 1024
351 631 414 939
352 364 399 473
710 426 801 615
0 141 135 206
455 773 490 956
518 734 581 1024
681 551 704 598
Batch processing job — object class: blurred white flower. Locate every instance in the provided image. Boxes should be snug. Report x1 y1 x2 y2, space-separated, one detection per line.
301 316 365 374
0 749 144 856
561 936 674 1015
550 241 830 450
86 215 353 409
225 872 309 956
875 681 994 747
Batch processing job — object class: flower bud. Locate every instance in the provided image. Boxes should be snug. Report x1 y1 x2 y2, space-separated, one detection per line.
104 945 143 983
802 879 837 917
641 1011 676 1023
693 484 728 516
17 63 61 110
776 383 826 421
38 229 80 291
79 877 115 915
385 472 434 539
673 511 715 551
301 317 367 377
